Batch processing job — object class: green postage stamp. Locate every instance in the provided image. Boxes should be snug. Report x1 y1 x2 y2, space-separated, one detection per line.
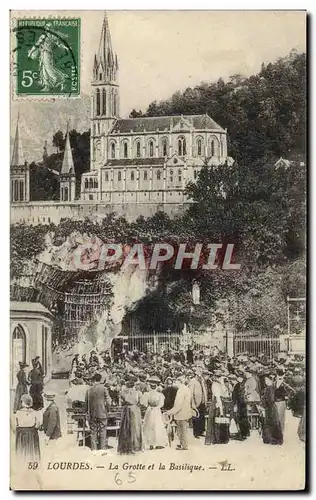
13 18 80 97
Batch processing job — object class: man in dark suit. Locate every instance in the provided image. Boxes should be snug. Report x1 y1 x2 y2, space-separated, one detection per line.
42 391 62 444
85 373 111 452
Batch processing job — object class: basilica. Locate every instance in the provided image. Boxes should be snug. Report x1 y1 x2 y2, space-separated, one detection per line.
11 13 232 225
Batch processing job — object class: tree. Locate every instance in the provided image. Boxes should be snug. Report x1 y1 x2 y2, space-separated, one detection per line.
52 131 65 153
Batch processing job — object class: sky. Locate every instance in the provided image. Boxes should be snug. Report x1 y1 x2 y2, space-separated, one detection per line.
83 10 306 116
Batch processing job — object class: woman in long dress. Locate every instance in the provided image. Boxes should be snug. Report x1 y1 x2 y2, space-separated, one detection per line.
15 394 41 461
141 377 168 450
274 369 287 436
232 374 250 440
117 376 143 455
205 373 231 445
260 374 283 445
28 360 44 411
13 362 29 413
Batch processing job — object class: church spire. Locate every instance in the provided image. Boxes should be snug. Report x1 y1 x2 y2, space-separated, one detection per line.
93 11 118 81
11 113 26 167
61 122 75 175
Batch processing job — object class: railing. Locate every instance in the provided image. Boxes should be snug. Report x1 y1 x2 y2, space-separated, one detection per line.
233 331 280 360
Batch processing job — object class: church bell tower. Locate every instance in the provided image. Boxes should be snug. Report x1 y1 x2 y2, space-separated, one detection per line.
91 12 120 171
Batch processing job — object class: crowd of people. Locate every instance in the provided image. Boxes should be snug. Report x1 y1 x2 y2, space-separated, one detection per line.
12 345 306 461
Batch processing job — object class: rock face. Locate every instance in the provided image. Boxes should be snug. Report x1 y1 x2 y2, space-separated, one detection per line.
11 94 91 162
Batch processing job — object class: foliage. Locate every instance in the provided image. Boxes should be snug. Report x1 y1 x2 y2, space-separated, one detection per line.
144 50 306 163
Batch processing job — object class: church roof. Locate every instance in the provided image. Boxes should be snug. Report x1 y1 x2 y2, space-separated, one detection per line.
11 115 26 167
111 114 225 134
105 158 164 167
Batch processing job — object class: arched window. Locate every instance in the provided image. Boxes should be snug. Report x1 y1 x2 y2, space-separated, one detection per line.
113 94 117 116
194 170 198 180
123 142 128 159
61 187 64 201
99 73 102 81
12 324 26 385
197 138 202 156
131 171 135 181
144 171 148 181
211 140 215 157
64 186 69 201
170 169 173 183
96 88 101 116
85 179 89 189
118 171 121 181
136 141 141 158
178 137 186 156
149 140 154 158
94 179 98 189
111 142 116 159
19 180 24 201
102 89 106 115
105 172 109 182
14 180 18 201
178 169 182 183
161 138 168 157
89 178 94 189
220 140 223 156
157 170 161 180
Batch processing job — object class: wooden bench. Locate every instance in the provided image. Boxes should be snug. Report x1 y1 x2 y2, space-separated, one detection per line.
66 406 123 444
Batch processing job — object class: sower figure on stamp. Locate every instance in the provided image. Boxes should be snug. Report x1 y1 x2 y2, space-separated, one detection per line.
166 375 194 451
85 373 111 454
28 23 69 92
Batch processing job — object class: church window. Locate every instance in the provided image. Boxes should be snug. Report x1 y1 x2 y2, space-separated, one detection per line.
170 169 173 183
96 89 101 116
144 170 148 181
149 140 154 157
85 179 89 189
113 94 117 116
162 139 168 157
178 137 186 156
118 171 121 181
131 171 135 181
178 169 182 183
102 89 107 115
105 172 109 182
14 180 18 201
197 138 202 156
123 142 128 158
194 170 198 180
89 178 93 189
136 141 141 158
220 140 223 156
19 180 24 201
99 73 102 81
157 170 161 180
94 179 98 189
111 142 116 159
211 139 215 157
11 180 13 201
64 186 69 201
61 187 64 201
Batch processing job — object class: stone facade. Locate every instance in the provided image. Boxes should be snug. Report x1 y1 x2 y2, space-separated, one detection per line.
10 13 232 226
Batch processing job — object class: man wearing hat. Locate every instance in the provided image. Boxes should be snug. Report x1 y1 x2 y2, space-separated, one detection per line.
13 361 29 413
166 375 194 450
42 391 62 444
85 372 111 453
188 366 208 438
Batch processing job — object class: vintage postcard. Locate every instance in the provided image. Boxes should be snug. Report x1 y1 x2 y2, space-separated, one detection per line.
10 10 306 491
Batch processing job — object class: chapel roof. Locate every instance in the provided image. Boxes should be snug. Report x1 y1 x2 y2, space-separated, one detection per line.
110 114 225 135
